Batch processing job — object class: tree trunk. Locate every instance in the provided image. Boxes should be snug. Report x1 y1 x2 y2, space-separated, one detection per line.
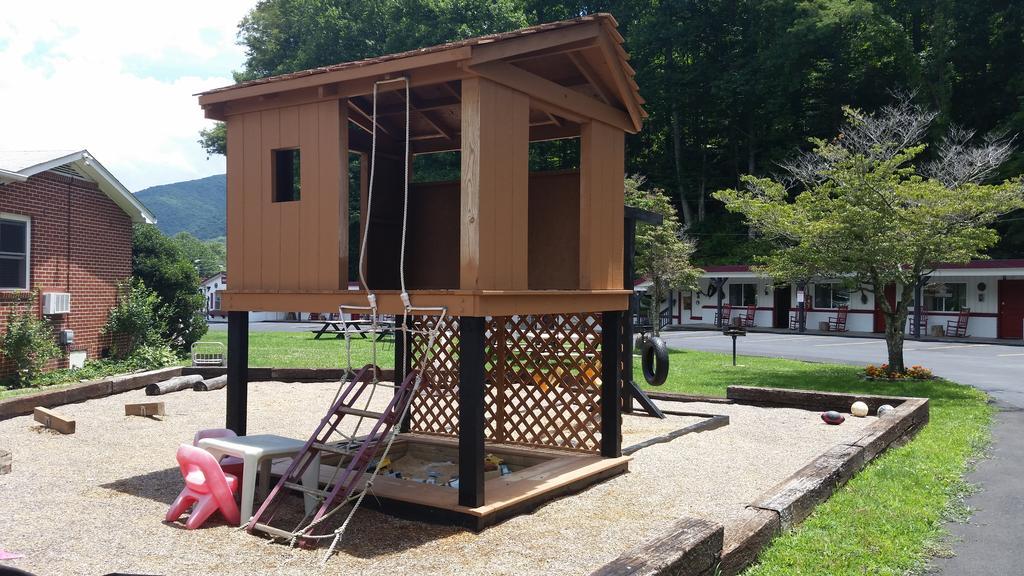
670 102 694 227
649 279 663 337
876 279 911 374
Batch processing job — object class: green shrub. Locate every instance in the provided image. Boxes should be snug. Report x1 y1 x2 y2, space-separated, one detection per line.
1 309 61 387
127 344 178 370
103 278 164 358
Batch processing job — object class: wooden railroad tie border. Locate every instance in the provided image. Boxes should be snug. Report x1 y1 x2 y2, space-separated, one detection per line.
33 406 76 434
589 386 930 576
589 517 723 576
0 449 11 475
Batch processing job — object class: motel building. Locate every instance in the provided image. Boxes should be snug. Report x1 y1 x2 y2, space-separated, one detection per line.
656 260 1024 341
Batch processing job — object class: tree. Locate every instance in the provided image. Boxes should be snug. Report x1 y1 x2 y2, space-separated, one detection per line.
103 279 165 358
715 98 1024 373
171 232 226 279
625 175 701 335
1 302 60 386
132 225 208 354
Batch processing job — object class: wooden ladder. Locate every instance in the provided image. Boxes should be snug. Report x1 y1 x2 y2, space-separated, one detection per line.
247 364 419 546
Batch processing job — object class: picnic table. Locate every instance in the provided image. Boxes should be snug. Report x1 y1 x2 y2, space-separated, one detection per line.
311 319 395 340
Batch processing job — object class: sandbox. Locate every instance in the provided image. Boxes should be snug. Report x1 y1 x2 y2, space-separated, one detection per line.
0 381 919 576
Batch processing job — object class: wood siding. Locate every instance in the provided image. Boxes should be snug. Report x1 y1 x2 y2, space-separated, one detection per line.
225 101 347 292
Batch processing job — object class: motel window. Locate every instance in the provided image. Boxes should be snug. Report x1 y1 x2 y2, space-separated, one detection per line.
214 291 222 311
272 148 301 202
923 282 967 312
814 283 850 309
728 283 757 306
0 216 29 290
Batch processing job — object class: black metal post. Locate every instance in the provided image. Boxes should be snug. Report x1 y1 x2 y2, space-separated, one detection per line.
601 310 623 458
797 280 807 333
622 217 637 414
226 311 249 435
458 316 486 508
731 334 738 366
394 315 412 433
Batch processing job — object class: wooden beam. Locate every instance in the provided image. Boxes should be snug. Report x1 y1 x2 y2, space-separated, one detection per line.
374 95 461 116
568 52 614 105
594 36 643 132
468 61 634 132
468 21 600 66
199 46 473 106
505 37 600 64
34 407 75 434
125 402 166 417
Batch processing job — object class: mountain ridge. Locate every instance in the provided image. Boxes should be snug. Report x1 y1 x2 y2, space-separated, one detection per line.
134 174 226 239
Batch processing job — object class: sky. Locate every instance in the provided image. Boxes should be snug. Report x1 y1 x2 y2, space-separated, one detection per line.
0 1 258 191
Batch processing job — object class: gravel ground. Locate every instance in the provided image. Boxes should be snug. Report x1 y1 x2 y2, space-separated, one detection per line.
0 382 873 576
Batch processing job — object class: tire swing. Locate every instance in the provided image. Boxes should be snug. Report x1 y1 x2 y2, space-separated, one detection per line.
641 336 669 386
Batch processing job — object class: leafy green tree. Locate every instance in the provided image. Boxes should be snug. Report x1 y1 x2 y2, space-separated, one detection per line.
172 232 226 279
132 225 208 354
1 303 61 386
715 99 1024 373
103 279 165 358
625 175 700 335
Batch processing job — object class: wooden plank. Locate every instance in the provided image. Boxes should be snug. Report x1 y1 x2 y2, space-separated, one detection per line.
226 118 245 289
199 47 473 106
726 385 916 413
34 407 75 434
298 102 321 291
241 112 263 290
750 444 864 530
260 109 281 291
719 508 780 576
125 402 166 417
459 77 482 290
590 517 723 576
469 61 634 132
468 21 600 66
0 449 10 475
579 121 624 289
594 35 644 132
221 289 630 317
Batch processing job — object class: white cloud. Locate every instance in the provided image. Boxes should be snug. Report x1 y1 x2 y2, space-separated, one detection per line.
0 1 257 190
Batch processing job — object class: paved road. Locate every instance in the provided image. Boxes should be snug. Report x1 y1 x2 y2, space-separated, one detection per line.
207 321 315 333
661 329 1024 574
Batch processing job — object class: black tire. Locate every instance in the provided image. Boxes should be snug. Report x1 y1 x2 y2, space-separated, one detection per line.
641 336 669 386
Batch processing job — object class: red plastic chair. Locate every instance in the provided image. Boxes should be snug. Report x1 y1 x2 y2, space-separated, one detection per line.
166 444 241 529
193 428 244 478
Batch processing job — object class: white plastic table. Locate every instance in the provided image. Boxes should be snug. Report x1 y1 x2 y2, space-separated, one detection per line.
198 434 320 527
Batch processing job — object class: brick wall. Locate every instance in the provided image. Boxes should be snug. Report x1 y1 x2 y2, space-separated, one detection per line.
0 171 132 377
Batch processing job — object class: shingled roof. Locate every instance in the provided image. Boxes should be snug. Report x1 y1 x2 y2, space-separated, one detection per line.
198 14 646 133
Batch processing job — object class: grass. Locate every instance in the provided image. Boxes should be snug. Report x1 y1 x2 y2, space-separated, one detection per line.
644 349 992 575
200 330 389 369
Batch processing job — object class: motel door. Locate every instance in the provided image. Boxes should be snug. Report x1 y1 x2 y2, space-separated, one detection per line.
998 279 1024 339
873 284 897 333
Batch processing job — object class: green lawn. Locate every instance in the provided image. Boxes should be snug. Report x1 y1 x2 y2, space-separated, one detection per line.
200 330 389 369
645 349 991 575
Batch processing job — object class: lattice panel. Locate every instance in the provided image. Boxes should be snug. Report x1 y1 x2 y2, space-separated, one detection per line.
407 315 461 435
408 313 606 454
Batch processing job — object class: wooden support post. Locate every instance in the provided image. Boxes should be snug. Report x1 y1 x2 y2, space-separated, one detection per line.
458 316 486 507
227 310 249 435
601 310 623 458
622 217 636 414
394 315 412 434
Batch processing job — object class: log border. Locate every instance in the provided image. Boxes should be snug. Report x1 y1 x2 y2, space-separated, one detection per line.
590 386 929 576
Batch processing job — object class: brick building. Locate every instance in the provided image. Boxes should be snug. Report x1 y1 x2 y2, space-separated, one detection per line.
0 150 155 377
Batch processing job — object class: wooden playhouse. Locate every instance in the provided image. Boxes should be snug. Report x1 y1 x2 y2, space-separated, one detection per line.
197 14 647 528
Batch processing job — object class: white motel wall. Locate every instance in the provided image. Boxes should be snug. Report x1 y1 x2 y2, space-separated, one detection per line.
659 260 1024 340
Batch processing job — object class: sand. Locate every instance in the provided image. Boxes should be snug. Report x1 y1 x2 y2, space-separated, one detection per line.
0 381 872 575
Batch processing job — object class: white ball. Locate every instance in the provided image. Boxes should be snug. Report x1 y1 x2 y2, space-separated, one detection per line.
877 404 896 417
850 401 869 417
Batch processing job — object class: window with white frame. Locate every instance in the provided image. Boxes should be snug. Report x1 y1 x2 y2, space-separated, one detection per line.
923 282 967 312
0 215 29 290
728 283 757 306
813 283 850 308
